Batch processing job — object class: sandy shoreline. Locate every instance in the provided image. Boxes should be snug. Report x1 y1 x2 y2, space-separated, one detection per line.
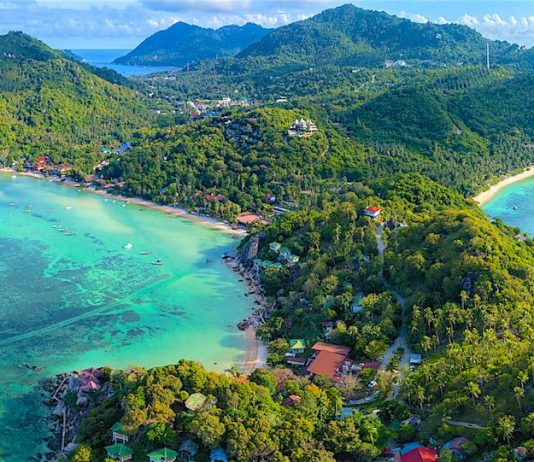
474 166 534 205
0 167 247 236
1 167 268 373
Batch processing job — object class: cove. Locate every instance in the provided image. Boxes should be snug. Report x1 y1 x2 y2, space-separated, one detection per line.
483 176 534 236
0 173 252 460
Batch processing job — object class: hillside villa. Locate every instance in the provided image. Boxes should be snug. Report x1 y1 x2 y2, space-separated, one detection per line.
288 118 318 137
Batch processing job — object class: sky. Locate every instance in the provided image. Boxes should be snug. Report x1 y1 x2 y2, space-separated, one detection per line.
1 0 533 49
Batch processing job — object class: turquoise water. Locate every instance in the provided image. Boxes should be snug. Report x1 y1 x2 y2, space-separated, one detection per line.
0 173 251 460
483 176 534 236
71 49 178 77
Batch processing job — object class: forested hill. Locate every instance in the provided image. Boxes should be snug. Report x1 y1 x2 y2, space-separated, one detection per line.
114 22 270 67
0 32 151 170
239 4 529 68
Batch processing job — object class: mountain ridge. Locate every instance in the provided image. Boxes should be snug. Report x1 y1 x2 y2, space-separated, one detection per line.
114 21 270 67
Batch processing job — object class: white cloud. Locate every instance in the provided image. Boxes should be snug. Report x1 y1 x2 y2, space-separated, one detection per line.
397 11 428 24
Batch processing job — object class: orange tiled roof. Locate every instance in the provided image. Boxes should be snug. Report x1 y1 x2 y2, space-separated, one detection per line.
306 350 347 379
311 342 351 355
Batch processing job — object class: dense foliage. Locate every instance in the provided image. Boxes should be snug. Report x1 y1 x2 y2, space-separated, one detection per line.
114 22 270 67
0 32 152 172
73 361 386 462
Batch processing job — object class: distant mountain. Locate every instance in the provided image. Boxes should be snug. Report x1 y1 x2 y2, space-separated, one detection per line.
238 4 527 67
0 32 150 164
114 22 271 67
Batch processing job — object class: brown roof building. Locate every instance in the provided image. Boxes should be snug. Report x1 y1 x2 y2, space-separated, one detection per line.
306 342 351 380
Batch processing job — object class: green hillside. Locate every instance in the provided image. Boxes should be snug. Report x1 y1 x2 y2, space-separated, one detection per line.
115 22 270 67
239 4 524 68
0 32 152 171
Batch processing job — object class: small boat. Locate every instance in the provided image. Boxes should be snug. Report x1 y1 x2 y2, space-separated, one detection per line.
151 259 163 266
46 209 56 213
9 203 16 206
65 206 72 210
140 251 153 255
123 243 133 249
513 206 519 210
65 232 76 236
23 209 32 213
11 175 16 179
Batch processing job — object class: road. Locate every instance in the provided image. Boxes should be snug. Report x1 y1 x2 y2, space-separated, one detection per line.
376 224 412 398
444 419 487 430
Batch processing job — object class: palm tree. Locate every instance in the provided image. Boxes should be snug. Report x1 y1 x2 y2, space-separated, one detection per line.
484 395 495 416
466 382 481 406
421 336 432 358
518 370 529 391
496 415 515 444
514 386 525 411
460 290 469 309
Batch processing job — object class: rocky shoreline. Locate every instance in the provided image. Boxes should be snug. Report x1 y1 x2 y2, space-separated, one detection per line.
39 367 112 461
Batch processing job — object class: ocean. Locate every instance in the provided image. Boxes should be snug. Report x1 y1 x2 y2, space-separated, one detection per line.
70 49 177 77
0 173 251 460
483 176 534 236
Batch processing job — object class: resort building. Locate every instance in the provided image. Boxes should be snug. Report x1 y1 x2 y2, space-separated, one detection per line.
105 443 133 461
409 354 422 367
210 447 229 462
185 392 207 412
268 242 300 266
306 342 352 380
147 447 177 462
288 339 306 355
237 213 270 226
111 422 129 444
363 206 382 219
395 446 438 462
288 119 319 137
178 439 199 461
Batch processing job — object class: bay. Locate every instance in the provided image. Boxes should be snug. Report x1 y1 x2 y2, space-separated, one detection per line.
483 176 534 236
0 173 251 460
70 49 177 77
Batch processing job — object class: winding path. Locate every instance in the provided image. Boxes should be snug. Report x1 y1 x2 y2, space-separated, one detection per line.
376 224 412 398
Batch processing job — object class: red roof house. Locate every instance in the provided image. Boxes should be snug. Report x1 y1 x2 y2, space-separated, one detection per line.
363 206 382 219
306 342 351 379
401 447 439 462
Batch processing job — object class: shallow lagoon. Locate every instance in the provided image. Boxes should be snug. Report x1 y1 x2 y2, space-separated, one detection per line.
483 176 534 236
0 173 251 460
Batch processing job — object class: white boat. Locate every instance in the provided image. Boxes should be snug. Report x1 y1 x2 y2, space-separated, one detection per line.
123 243 133 249
11 175 16 179
151 259 163 266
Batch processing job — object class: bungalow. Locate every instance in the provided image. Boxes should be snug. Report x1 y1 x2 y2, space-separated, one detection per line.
443 437 469 457
147 447 177 462
178 439 199 461
210 447 228 462
288 339 306 355
363 206 382 219
286 356 306 367
237 213 270 226
185 392 207 412
409 354 422 367
112 422 129 444
105 443 133 462
306 342 351 380
395 446 438 462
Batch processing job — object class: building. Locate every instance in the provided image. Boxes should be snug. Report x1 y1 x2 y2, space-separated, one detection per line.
306 342 351 380
288 118 319 137
288 339 306 355
105 443 133 461
210 447 229 462
147 448 177 462
410 354 422 367
443 437 469 457
396 447 438 462
178 439 199 461
286 356 306 367
185 392 207 412
111 422 129 444
237 213 270 226
363 206 382 219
